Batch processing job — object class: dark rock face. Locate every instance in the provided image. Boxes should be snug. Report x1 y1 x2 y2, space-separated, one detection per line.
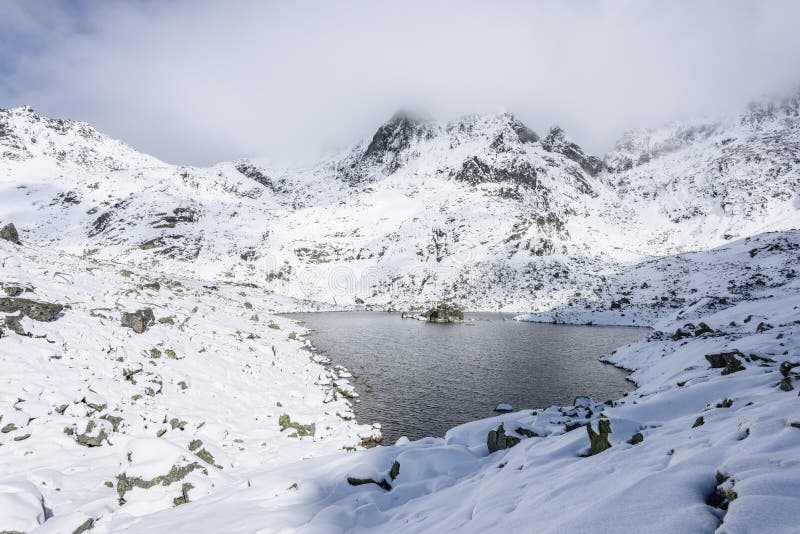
672 322 715 340
706 472 737 511
346 476 392 491
586 419 612 455
780 361 799 377
120 308 156 334
364 112 428 162
705 350 745 375
0 222 20 244
235 162 288 194
487 423 520 453
454 157 539 188
421 302 465 323
541 126 603 177
510 118 539 144
389 461 400 481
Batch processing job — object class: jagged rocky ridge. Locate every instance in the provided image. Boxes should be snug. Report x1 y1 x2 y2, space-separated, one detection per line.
1 95 798 316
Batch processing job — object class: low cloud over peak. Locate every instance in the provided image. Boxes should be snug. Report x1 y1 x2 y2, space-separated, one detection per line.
1 0 799 167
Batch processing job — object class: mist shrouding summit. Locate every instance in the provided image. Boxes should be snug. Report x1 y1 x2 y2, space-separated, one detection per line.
1 0 799 166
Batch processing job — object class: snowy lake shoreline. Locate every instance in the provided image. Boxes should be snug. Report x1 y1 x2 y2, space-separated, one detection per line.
283 311 649 444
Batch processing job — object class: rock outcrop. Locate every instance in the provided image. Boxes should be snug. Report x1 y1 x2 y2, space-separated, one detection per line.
121 308 156 334
420 303 464 323
487 423 520 453
0 222 20 244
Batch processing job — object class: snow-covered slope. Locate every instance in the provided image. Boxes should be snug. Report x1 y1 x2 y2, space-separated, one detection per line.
1 91 799 532
0 239 378 533
79 229 800 534
3 96 798 317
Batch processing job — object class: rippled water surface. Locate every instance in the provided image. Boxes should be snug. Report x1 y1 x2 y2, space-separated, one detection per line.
287 312 648 444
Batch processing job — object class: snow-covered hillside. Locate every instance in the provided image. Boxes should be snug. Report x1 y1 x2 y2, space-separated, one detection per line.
60 229 800 534
0 238 379 533
2 94 797 314
1 91 799 532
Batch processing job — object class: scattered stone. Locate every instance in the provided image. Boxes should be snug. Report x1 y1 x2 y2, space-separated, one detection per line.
389 461 400 481
346 476 392 491
73 420 110 447
779 378 794 392
0 297 63 321
120 308 155 333
0 222 20 244
169 418 187 430
173 482 194 506
692 416 705 428
515 427 538 438
278 414 315 438
487 423 520 453
706 472 737 511
672 322 714 340
630 432 644 445
586 419 612 455
2 286 23 297
780 361 799 377
705 350 745 375
72 517 95 534
195 448 217 467
116 462 199 505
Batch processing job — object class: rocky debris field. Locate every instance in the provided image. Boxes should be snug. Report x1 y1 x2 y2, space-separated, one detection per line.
0 239 378 532
107 239 800 533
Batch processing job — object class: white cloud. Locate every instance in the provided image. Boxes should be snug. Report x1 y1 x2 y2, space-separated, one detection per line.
2 0 799 166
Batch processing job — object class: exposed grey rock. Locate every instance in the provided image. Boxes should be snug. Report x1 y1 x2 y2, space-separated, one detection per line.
173 482 194 506
389 461 400 481
705 350 745 375
72 517 95 534
780 361 799 377
487 423 520 453
278 414 315 437
420 302 464 323
0 222 20 244
706 472 737 511
672 322 715 340
2 286 23 297
541 126 603 177
120 308 155 334
346 476 392 491
0 297 63 321
586 419 612 455
74 420 109 447
116 462 199 505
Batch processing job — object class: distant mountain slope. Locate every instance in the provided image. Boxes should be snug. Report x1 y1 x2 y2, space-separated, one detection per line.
1 91 798 317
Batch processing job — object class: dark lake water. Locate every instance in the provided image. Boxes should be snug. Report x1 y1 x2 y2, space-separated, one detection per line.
286 312 648 444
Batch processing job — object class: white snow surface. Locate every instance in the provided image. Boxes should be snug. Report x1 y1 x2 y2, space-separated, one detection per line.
0 92 798 532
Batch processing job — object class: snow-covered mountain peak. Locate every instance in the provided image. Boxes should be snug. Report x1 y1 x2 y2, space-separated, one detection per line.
0 105 162 170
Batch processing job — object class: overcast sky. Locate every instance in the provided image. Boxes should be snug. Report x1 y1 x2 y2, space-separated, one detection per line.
1 0 799 167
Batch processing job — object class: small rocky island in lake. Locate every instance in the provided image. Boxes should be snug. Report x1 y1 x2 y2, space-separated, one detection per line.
416 302 465 323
